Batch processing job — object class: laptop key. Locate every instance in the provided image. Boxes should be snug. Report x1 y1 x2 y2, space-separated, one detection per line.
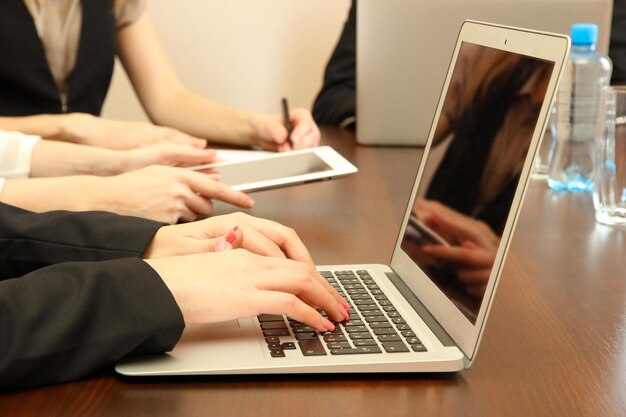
373 328 398 336
330 346 382 355
381 341 409 353
295 332 319 340
345 325 368 333
292 326 317 333
411 344 428 352
261 322 289 330
364 315 387 323
369 321 392 328
298 339 327 356
258 314 285 322
323 334 348 342
353 339 378 347
342 319 365 326
270 349 286 357
348 332 375 340
326 342 352 350
281 342 297 350
377 334 402 342
263 329 291 337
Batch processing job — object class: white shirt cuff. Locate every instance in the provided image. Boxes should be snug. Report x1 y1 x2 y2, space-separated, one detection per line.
0 130 41 178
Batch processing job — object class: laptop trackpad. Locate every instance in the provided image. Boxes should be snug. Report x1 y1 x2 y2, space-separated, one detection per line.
203 320 241 329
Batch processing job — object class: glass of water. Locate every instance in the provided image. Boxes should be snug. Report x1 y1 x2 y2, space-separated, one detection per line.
594 86 626 227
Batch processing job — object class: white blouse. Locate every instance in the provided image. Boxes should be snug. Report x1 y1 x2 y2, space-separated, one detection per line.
0 131 41 196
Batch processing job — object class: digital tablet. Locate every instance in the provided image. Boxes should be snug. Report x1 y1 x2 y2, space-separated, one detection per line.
407 214 451 247
188 146 358 192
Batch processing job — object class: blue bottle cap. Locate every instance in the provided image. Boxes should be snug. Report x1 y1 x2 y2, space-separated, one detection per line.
570 23 598 45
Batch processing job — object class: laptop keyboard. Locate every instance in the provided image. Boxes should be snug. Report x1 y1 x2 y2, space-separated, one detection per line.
258 269 428 358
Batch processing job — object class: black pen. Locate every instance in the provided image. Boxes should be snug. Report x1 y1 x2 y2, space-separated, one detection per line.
281 97 294 149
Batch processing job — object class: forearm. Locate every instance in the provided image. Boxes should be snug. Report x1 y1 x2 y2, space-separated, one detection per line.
0 176 108 212
0 201 163 268
146 89 259 147
30 140 125 177
0 114 71 141
0 258 184 389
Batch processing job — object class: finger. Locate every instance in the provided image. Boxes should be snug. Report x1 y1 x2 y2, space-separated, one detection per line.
184 171 255 208
253 291 335 333
180 190 214 219
457 268 491 284
234 214 314 264
428 209 493 248
290 122 319 150
173 201 199 224
237 226 288 259
421 245 493 267
256 263 345 323
466 283 488 298
298 128 321 149
166 130 208 149
212 227 243 252
165 146 217 167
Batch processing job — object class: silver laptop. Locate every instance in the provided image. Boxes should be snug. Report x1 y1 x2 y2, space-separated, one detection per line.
116 21 569 376
356 0 611 146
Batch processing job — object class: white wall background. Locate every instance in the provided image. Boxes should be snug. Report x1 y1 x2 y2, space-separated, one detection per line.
102 0 351 121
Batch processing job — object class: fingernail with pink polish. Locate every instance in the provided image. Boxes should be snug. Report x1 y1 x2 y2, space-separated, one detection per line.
215 237 228 252
226 226 239 243
322 318 335 332
339 305 350 321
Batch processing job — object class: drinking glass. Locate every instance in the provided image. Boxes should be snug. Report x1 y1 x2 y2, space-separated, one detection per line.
594 86 626 227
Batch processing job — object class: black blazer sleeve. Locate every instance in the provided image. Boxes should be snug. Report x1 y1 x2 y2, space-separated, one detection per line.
0 203 184 389
0 202 164 277
312 0 356 127
0 258 184 390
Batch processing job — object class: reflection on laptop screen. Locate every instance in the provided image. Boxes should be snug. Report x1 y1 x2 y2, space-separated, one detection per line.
400 42 554 323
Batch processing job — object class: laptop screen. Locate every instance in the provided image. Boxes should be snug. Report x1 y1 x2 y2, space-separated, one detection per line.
399 41 554 323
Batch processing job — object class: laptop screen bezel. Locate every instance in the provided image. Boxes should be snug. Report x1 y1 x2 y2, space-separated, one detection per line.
389 20 569 365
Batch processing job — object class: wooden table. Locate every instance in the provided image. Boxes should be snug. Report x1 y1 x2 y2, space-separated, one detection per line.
1 128 624 417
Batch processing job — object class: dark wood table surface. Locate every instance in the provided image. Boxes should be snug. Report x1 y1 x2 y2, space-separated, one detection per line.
1 128 624 417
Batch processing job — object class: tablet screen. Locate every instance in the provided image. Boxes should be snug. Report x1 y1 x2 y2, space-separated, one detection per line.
215 152 333 186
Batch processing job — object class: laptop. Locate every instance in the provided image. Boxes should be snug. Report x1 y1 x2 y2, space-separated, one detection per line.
116 21 569 376
356 0 611 146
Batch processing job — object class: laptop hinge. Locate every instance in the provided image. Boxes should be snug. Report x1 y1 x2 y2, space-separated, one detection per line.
385 271 456 347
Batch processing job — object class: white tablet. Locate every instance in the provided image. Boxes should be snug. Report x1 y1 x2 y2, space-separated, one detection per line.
189 146 358 192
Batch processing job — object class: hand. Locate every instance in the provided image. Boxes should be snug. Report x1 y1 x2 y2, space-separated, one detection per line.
416 199 499 297
58 113 207 150
415 199 499 248
96 165 254 224
144 212 316 263
119 142 217 172
145 249 349 332
251 109 320 151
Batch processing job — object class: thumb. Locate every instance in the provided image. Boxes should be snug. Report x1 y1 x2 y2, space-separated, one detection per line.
213 226 243 252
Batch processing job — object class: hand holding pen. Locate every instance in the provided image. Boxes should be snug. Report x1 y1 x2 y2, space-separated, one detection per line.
247 100 321 151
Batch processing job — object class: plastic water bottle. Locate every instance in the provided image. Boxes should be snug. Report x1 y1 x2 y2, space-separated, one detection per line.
548 23 612 192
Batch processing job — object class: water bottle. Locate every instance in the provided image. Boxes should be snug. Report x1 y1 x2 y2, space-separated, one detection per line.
548 23 612 192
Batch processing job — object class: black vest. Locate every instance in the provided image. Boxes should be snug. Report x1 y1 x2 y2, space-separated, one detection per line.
0 0 116 116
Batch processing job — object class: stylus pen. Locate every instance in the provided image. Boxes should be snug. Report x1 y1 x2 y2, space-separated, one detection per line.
281 97 294 149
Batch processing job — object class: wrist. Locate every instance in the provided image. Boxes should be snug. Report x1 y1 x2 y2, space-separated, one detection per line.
143 226 170 259
55 113 94 144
